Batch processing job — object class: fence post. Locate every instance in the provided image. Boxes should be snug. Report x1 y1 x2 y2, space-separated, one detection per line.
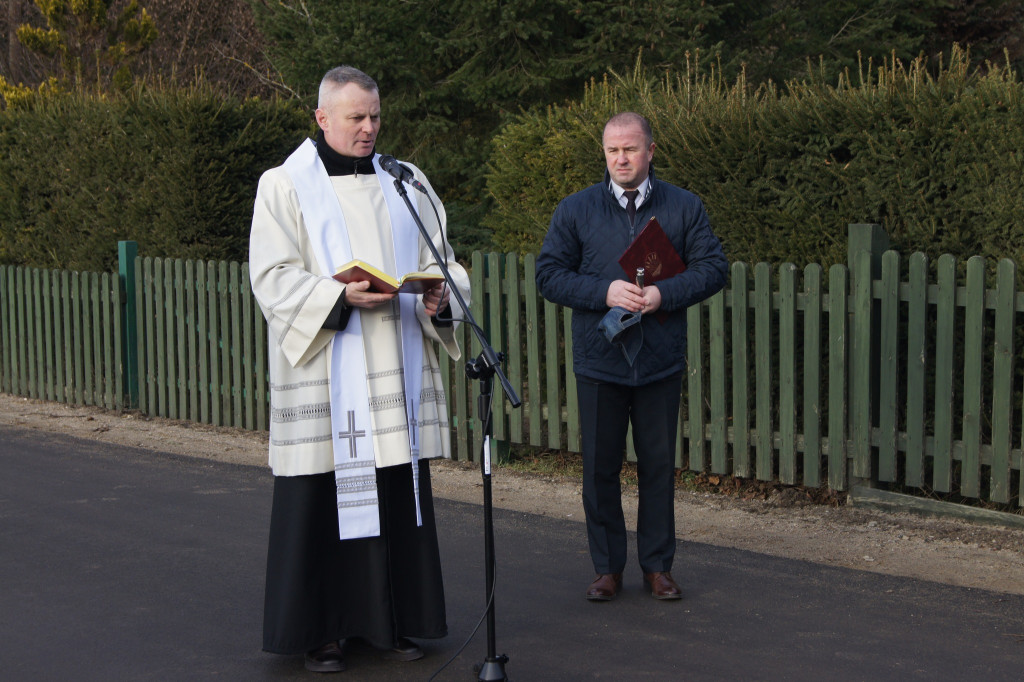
118 241 139 409
847 224 888 489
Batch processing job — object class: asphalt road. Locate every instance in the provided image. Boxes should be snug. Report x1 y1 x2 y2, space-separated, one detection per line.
2 425 1023 681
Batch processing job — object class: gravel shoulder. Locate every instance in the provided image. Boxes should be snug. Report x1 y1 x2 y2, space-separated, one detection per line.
4 392 1024 595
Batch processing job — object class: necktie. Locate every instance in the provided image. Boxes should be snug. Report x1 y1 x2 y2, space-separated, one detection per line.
624 189 639 223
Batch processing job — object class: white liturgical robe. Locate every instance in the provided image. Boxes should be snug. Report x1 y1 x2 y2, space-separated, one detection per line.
249 143 468 481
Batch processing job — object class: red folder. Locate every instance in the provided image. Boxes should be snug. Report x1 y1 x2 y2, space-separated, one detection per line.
618 217 686 285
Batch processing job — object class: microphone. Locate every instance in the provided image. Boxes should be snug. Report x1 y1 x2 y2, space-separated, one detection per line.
378 154 428 194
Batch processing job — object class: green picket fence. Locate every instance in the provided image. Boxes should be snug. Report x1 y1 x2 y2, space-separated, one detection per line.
1 266 123 410
2 228 1022 509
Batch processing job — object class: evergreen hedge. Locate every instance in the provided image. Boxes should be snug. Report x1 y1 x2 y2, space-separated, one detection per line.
486 49 1024 273
0 84 312 271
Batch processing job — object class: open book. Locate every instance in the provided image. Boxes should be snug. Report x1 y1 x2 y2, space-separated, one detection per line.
333 259 445 294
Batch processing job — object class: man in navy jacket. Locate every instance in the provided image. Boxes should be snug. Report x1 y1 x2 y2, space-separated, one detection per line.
536 112 727 601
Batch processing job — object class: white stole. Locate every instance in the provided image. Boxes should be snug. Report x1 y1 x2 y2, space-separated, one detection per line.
283 138 424 540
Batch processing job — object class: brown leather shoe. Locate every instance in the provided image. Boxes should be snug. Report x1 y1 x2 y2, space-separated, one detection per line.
304 640 346 673
586 573 623 601
643 571 682 600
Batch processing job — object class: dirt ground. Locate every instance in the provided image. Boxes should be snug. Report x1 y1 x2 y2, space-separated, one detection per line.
4 392 1024 596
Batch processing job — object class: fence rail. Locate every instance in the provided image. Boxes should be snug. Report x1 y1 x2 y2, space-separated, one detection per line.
2 226 1022 511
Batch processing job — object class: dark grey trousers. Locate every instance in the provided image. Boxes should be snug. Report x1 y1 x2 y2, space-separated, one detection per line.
576 372 682 574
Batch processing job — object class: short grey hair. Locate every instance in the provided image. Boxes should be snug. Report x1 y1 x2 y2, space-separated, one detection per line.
604 112 653 147
318 66 378 109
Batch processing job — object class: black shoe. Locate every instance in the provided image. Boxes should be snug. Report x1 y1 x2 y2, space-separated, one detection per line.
304 640 346 673
381 637 424 662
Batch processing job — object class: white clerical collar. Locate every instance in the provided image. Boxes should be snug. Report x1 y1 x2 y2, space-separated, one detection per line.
610 176 651 209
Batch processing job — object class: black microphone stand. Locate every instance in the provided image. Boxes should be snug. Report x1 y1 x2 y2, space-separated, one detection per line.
389 178 520 681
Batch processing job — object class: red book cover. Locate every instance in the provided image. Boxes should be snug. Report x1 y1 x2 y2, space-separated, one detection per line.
617 217 686 284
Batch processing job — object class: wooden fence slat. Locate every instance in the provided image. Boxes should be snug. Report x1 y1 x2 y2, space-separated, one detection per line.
219 261 232 427
544 280 562 450
878 251 901 482
990 259 1016 504
184 261 197 421
754 263 773 481
8 266 20 394
563 306 579 453
165 260 178 420
933 254 957 493
731 263 751 479
709 289 728 475
82 272 96 405
208 261 221 427
42 271 54 401
828 265 848 491
536 301 561 448
454 321 470 461
850 250 872 480
961 256 985 498
53 271 66 403
153 259 167 416
175 259 188 420
197 264 210 424
111 271 123 411
1 268 12 394
90 273 102 406
9 266 19 395
230 262 243 428
687 301 706 471
469 252 486 460
0 267 8 393
523 256 540 446
778 264 797 485
33 269 45 399
254 273 268 431
505 253 524 440
506 253 523 444
905 253 928 487
7 266 18 395
102 273 114 409
241 263 255 431
135 259 148 414
144 259 158 414
71 272 84 406
531 293 551 447
802 265 822 487
26 269 38 398
486 253 506 443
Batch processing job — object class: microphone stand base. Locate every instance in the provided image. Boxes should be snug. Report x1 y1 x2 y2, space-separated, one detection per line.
475 654 510 681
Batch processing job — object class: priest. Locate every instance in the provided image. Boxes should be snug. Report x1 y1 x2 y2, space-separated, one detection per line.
249 65 469 674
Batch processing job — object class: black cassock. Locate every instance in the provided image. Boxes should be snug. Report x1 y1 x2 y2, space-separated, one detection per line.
262 459 447 654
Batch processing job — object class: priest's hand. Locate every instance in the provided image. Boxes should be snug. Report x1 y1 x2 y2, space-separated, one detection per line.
423 281 451 317
343 280 397 309
606 279 644 313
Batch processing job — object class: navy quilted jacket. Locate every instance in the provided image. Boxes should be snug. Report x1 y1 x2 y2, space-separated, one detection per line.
536 169 728 386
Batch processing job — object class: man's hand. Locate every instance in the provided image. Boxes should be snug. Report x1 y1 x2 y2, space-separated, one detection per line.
606 279 645 312
343 280 397 309
422 281 450 317
641 285 662 314
606 280 662 314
